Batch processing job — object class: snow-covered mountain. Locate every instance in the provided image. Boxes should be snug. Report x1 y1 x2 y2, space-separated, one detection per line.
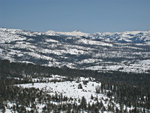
46 30 90 37
93 31 150 44
0 28 150 73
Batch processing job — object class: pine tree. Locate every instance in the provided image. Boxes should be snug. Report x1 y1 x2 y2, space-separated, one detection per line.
80 96 87 109
95 85 101 93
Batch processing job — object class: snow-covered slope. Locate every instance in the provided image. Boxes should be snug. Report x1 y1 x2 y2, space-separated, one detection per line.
0 28 150 73
4 75 142 113
16 75 135 113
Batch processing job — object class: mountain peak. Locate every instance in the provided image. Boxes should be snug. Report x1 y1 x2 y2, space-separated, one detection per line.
45 29 90 37
46 30 57 35
72 30 80 32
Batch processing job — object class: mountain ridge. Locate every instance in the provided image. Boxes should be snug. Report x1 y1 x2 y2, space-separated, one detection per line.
1 27 150 43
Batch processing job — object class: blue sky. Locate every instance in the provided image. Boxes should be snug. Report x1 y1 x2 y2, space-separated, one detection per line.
0 0 150 33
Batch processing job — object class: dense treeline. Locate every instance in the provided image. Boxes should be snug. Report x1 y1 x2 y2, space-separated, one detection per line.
0 59 150 87
0 59 150 112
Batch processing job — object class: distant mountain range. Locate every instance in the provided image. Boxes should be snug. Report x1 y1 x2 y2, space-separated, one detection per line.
46 29 150 44
0 28 150 73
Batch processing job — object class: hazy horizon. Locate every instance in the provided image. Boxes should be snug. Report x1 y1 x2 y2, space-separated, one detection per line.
0 0 150 33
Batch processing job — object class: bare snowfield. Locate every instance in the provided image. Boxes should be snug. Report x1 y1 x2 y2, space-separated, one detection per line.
19 79 106 104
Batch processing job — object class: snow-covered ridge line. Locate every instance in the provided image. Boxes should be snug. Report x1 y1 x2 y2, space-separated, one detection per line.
1 27 150 35
46 29 150 38
1 27 150 44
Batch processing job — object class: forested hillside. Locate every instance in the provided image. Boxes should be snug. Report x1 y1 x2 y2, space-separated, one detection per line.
0 59 150 113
